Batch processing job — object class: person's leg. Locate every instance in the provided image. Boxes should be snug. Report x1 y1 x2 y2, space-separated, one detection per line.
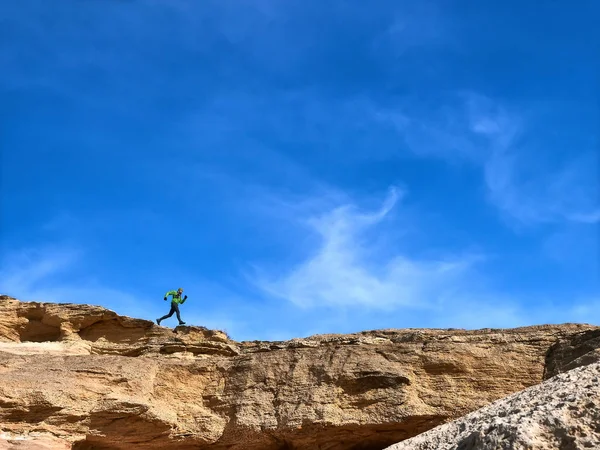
157 303 176 325
174 303 184 324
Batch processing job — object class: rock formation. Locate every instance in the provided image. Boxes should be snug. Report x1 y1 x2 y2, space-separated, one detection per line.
383 316 600 449
384 362 600 450
544 328 600 379
0 295 597 450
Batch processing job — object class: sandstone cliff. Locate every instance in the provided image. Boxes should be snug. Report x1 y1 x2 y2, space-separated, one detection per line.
544 328 600 379
385 330 600 450
385 361 600 450
0 296 597 450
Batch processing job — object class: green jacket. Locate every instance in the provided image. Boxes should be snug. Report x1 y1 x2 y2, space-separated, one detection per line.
164 290 186 304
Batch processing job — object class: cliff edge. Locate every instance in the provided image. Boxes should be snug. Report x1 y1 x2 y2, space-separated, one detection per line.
0 295 597 450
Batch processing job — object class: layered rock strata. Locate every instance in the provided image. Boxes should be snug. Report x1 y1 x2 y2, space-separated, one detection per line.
0 296 597 450
386 361 600 449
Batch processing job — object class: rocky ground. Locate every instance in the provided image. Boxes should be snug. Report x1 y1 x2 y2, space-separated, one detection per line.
1 295 598 450
384 327 600 450
385 361 600 450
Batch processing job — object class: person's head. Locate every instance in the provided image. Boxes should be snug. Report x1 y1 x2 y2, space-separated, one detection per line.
177 287 184 294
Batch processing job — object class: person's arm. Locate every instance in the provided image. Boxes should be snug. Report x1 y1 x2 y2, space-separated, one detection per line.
164 290 176 301
181 295 188 304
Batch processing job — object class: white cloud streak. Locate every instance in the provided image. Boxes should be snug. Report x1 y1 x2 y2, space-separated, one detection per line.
377 92 599 226
0 246 148 317
252 187 483 310
468 96 599 226
478 121 599 226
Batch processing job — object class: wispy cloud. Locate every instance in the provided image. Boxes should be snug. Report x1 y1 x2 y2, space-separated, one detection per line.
469 96 599 226
0 245 148 317
484 148 600 226
376 92 599 226
0 246 80 291
251 186 483 310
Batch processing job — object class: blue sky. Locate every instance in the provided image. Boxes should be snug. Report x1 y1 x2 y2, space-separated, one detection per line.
1 0 598 341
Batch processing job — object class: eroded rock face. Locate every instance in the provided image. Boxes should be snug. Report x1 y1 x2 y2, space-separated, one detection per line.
0 295 597 450
0 296 235 357
544 328 600 379
385 362 600 450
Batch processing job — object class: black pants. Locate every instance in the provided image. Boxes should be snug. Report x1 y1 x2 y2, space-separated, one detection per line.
159 302 183 323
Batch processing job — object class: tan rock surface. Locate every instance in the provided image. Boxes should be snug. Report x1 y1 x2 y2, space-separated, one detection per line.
0 295 597 450
385 362 600 450
0 432 71 450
